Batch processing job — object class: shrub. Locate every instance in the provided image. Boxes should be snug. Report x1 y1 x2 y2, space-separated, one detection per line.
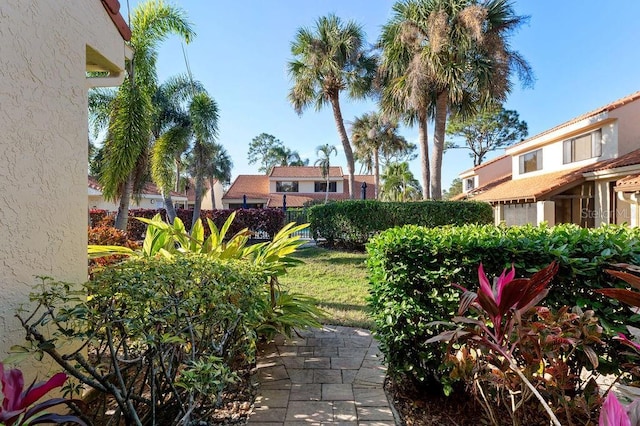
367 223 640 388
88 209 112 227
87 226 138 271
16 255 264 425
309 200 493 248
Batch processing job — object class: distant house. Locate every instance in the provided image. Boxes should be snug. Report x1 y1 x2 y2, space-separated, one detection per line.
184 179 225 210
88 176 188 210
0 1 130 364
222 166 375 209
457 91 640 227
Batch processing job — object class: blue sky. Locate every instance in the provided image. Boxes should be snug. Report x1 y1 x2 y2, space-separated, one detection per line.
127 0 640 192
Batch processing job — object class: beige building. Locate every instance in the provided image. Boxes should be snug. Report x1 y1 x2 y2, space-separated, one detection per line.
0 1 130 360
458 91 640 227
89 176 189 211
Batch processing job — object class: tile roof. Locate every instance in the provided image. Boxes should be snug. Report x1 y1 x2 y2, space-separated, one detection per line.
223 174 376 208
101 0 132 41
509 91 640 151
453 173 511 201
88 176 185 199
615 175 640 192
469 149 640 203
269 166 344 178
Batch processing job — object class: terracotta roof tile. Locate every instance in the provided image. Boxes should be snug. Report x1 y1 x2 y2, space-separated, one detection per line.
510 91 640 150
223 175 270 200
269 166 344 178
454 173 512 200
101 0 131 41
88 176 184 198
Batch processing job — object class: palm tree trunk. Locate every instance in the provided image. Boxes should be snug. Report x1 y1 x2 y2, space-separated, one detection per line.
209 177 216 209
174 158 181 192
329 95 355 199
431 90 448 200
163 190 177 224
192 154 204 230
373 150 380 200
418 111 430 200
114 175 133 231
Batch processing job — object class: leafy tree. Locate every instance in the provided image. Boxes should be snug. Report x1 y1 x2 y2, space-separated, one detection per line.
351 111 409 199
380 161 421 202
446 105 528 166
314 144 338 203
248 133 285 173
91 0 194 230
203 143 233 209
288 14 377 199
442 177 463 200
379 0 533 200
266 145 308 170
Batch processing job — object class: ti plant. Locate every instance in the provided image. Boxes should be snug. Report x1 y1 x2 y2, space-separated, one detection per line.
428 262 604 426
0 364 85 425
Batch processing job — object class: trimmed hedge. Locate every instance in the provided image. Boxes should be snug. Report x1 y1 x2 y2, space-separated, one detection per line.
367 223 640 387
309 200 493 248
122 208 285 240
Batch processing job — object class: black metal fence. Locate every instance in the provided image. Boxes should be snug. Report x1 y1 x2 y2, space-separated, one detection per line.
284 208 311 239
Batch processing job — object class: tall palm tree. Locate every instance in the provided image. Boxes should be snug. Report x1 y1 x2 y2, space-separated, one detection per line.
351 112 408 199
150 75 204 223
266 146 308 172
314 144 338 203
288 14 377 199
380 0 532 199
188 92 219 229
96 0 194 230
380 161 421 202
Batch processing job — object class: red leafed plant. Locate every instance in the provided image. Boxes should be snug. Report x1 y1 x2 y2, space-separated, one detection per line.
0 363 85 425
429 262 604 426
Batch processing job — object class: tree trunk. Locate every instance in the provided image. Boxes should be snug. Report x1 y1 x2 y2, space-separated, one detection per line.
418 111 430 200
192 153 204 230
163 190 177 224
329 95 355 199
325 172 329 203
431 90 448 200
373 150 380 200
209 177 216 209
114 175 133 231
174 158 181 192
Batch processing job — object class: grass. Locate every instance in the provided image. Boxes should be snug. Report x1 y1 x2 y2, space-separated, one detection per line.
278 245 373 329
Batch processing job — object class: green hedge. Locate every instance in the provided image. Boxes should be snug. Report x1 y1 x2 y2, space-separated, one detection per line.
309 200 493 248
367 223 640 388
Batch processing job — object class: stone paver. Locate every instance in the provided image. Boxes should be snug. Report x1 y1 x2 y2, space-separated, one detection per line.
249 326 398 425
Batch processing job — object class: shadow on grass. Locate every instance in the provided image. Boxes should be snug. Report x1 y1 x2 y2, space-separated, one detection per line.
317 257 367 267
318 302 370 312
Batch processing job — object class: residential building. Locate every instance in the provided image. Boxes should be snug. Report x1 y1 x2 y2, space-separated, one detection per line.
0 1 130 364
222 166 375 209
184 179 225 210
458 91 640 227
89 176 188 210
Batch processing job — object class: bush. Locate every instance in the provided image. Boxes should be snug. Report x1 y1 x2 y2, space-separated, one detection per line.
123 208 285 240
87 226 138 271
17 255 264 425
89 209 112 227
309 200 493 248
367 223 640 388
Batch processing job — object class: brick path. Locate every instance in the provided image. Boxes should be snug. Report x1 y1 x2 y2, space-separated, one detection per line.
248 326 398 425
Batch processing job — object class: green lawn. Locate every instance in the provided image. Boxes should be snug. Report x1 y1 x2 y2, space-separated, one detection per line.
279 245 373 329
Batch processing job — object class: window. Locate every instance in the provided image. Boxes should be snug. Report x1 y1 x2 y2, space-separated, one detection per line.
314 181 337 192
276 181 299 192
464 178 475 191
563 129 602 164
519 149 542 174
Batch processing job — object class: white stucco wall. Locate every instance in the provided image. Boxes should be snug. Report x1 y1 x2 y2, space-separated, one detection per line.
269 178 344 194
502 203 537 226
0 1 126 360
610 101 640 156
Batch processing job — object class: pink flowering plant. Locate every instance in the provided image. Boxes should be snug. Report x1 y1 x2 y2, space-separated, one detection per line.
0 363 85 425
429 262 605 426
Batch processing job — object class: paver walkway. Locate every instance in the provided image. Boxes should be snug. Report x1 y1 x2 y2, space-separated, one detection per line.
248 326 398 425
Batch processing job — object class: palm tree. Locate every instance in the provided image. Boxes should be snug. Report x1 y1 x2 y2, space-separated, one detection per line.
266 146 308 172
188 92 220 229
203 143 233 209
95 0 194 230
380 162 421 202
150 75 204 223
288 14 377 199
351 112 408 199
380 0 532 199
314 144 338 203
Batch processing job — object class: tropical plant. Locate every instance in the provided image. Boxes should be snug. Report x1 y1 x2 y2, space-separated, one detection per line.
379 161 421 202
379 0 533 199
266 145 308 170
203 143 233 209
446 104 528 166
92 0 194 230
351 111 409 199
0 364 85 425
288 14 377 199
314 144 337 203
